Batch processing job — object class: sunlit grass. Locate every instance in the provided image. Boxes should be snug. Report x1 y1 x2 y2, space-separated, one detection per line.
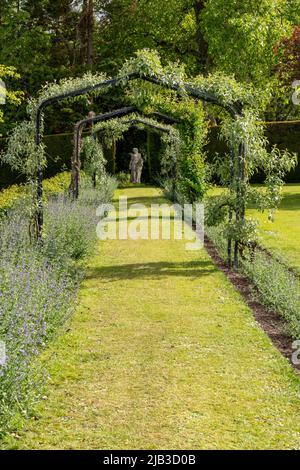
208 184 300 272
3 187 300 450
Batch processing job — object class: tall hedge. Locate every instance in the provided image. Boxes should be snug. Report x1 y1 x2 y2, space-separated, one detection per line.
1 122 299 189
206 121 300 183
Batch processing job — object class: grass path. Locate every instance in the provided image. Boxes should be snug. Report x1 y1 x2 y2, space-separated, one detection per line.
4 186 300 449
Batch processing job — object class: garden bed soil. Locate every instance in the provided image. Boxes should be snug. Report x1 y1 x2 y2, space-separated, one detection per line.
204 236 300 374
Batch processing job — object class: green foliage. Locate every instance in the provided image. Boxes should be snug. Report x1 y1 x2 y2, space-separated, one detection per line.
0 183 28 216
2 71 108 212
81 136 107 182
206 107 298 252
94 116 133 147
0 64 23 125
0 1 107 132
0 172 71 215
176 106 208 202
43 171 73 197
118 50 211 201
99 0 205 75
27 71 108 119
201 0 292 86
2 121 46 176
116 171 131 187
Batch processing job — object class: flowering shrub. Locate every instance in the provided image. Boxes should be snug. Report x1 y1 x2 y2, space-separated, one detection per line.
0 175 117 434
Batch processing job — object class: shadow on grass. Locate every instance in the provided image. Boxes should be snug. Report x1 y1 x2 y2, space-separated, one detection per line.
113 195 167 207
277 193 300 211
117 183 149 189
86 260 216 282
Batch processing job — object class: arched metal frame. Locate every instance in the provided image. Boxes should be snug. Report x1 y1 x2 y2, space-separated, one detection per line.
70 106 138 198
35 71 246 268
71 106 179 198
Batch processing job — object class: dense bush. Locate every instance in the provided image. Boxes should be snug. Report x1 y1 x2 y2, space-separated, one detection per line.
0 175 117 434
116 172 131 187
0 172 71 216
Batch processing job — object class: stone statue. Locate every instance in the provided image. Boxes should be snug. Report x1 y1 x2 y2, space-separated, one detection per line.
129 147 143 183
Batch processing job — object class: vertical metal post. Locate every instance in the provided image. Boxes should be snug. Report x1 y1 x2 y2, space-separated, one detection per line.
227 148 234 268
234 142 244 270
35 108 43 242
111 138 116 175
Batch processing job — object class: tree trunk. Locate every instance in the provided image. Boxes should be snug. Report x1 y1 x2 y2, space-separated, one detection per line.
147 130 152 181
193 0 209 72
78 0 94 68
70 124 83 199
111 138 116 175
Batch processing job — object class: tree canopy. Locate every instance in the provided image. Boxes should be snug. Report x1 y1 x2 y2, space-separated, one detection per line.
0 0 299 134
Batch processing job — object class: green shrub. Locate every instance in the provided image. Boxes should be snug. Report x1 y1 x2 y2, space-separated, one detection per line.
116 172 131 187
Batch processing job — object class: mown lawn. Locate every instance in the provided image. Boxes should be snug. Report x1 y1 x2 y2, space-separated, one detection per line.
248 184 300 272
2 186 300 450
209 184 300 272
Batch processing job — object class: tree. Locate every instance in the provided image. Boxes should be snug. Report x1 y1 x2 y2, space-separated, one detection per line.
201 0 292 86
276 25 300 85
98 0 210 75
78 0 95 68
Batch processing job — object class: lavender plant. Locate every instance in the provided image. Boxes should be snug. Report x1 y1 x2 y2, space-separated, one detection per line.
0 176 116 434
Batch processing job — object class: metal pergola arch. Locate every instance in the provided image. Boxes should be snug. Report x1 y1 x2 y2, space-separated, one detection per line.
35 70 245 267
71 107 179 199
118 117 178 188
70 106 137 199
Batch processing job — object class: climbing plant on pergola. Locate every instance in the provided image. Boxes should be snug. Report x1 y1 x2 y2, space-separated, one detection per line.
32 71 244 263
4 50 295 269
70 106 137 198
71 107 181 198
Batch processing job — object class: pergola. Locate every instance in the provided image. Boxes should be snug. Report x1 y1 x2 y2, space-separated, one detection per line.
70 107 180 198
35 71 246 268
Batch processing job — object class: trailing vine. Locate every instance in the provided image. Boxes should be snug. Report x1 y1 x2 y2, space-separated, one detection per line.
80 135 107 184
2 49 297 267
2 72 108 182
92 113 182 183
119 50 297 265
